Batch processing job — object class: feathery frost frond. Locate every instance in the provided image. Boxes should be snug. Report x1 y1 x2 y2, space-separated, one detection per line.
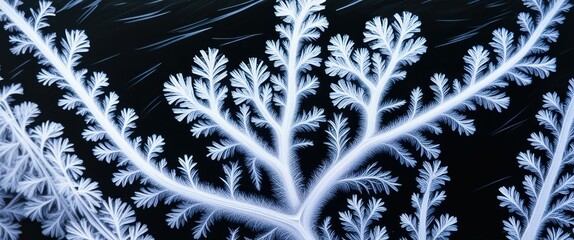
0 0 571 239
100 198 154 240
337 162 400 195
165 0 329 212
319 195 390 240
0 81 151 239
0 192 21 240
325 114 351 161
319 217 338 240
325 11 427 137
0 1 279 239
338 195 388 240
221 161 243 199
316 0 569 193
400 160 457 240
499 79 574 239
300 2 571 229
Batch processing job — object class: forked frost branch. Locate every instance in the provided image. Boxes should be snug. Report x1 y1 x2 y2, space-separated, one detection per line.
0 0 571 239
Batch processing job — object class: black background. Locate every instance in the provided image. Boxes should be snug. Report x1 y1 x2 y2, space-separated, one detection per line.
2 0 574 239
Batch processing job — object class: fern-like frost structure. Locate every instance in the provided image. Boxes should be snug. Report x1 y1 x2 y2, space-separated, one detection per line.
319 195 389 240
400 160 457 240
0 0 571 239
0 191 21 240
0 82 152 239
499 79 574 240
301 0 570 234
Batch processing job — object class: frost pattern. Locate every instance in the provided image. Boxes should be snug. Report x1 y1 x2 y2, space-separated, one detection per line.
499 79 574 240
400 161 457 240
0 0 571 239
0 191 21 240
337 195 388 240
0 82 152 239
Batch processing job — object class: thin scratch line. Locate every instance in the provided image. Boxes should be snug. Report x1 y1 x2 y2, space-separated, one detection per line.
78 0 100 23
214 33 263 46
489 106 529 135
128 63 162 88
92 53 121 65
218 0 258 11
146 0 163 4
337 0 362 11
491 119 528 135
10 69 23 79
141 95 164 118
117 9 170 23
9 59 30 74
138 28 212 51
473 176 512 192
58 0 84 12
435 17 504 48
170 0 263 33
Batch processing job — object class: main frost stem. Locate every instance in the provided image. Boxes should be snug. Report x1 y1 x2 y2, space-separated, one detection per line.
277 2 317 209
0 1 309 237
521 80 574 239
298 0 565 228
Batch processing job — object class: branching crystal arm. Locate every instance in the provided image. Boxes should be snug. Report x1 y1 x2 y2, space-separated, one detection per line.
0 2 310 238
300 0 570 231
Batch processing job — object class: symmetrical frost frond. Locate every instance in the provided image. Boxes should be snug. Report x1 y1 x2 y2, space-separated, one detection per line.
221 161 243 199
499 79 574 239
333 195 389 240
318 0 571 188
164 0 330 212
337 162 400 195
227 227 240 240
319 217 338 240
400 160 457 240
164 59 277 164
99 198 154 240
325 114 351 161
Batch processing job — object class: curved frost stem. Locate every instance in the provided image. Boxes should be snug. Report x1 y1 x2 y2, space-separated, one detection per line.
0 1 308 238
300 0 569 229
